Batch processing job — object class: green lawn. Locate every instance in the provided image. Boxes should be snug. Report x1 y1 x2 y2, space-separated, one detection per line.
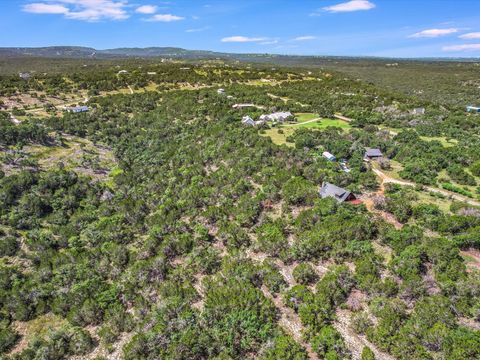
289 118 351 129
419 136 458 148
295 112 319 122
261 128 295 146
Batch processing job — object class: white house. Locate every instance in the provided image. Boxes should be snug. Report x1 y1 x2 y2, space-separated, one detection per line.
118 70 128 75
217 88 225 95
467 106 480 113
242 116 255 126
259 111 293 123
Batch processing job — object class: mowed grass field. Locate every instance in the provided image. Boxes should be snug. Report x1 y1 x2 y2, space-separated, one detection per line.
261 116 352 146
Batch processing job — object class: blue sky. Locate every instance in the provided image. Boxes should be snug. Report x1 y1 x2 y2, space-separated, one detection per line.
2 0 480 57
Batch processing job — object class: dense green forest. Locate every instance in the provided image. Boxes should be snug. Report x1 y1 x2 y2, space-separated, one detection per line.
1 57 480 359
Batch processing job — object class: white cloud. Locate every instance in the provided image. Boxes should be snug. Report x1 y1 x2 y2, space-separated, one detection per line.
135 5 157 14
293 36 316 41
459 32 480 39
409 28 458 38
221 36 268 43
186 26 210 33
323 0 375 13
23 3 69 14
146 13 185 22
22 0 129 21
260 40 279 45
442 43 480 52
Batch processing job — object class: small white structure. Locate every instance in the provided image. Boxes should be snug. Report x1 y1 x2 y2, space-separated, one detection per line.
322 151 336 161
255 119 266 126
242 116 255 126
217 88 225 95
19 72 31 80
259 111 293 123
233 103 256 109
147 72 157 75
118 70 128 75
412 107 425 115
466 106 480 113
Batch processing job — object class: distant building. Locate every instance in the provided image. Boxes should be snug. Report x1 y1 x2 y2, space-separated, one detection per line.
259 111 293 123
242 115 255 126
19 72 31 80
364 148 383 160
319 182 357 203
322 151 336 161
217 88 225 95
466 106 480 113
147 72 157 75
233 103 256 109
412 107 425 115
65 106 89 113
118 70 128 75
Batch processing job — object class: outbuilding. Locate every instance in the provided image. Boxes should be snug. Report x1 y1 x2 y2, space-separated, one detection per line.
319 182 357 203
322 151 336 161
364 148 383 160
466 106 480 113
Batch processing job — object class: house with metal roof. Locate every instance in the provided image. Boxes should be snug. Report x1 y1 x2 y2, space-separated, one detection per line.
319 182 357 203
242 115 255 126
364 148 383 160
466 106 480 113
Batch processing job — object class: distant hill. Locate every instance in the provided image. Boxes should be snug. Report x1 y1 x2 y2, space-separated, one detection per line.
0 46 233 59
1 46 478 65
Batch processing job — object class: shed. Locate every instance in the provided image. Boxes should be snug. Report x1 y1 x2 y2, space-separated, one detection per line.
412 107 425 115
322 151 336 161
364 148 383 159
466 106 480 113
319 182 357 203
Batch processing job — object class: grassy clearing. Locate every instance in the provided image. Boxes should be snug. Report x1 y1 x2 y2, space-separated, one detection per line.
419 136 458 148
414 190 452 213
261 128 295 146
286 118 351 129
295 113 319 122
13 313 68 352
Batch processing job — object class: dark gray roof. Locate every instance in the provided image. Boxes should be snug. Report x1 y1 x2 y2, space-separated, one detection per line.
319 182 355 203
365 148 383 157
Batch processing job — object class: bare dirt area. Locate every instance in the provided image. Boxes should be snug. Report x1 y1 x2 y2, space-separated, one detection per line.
460 249 480 271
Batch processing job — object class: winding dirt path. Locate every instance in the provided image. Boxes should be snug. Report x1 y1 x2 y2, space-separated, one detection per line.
372 168 480 207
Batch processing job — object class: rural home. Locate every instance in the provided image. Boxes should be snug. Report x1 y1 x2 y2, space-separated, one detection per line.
242 115 255 126
319 182 357 203
65 106 89 113
217 88 225 95
322 151 336 161
19 72 31 80
364 148 383 160
259 111 293 123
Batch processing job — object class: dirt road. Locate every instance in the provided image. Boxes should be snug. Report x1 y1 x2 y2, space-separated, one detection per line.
372 168 480 207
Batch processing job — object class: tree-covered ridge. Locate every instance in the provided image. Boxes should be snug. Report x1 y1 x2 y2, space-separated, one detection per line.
1 61 480 359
